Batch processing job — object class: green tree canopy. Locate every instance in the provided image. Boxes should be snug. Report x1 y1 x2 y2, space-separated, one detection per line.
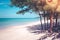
11 0 46 14
11 0 60 33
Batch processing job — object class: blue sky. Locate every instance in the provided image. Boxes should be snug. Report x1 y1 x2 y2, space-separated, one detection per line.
0 0 39 18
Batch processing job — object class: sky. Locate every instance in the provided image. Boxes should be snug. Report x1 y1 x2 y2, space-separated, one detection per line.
0 0 39 18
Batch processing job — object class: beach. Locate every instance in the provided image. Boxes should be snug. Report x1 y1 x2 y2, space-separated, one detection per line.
0 21 47 40
0 18 60 40
0 0 60 40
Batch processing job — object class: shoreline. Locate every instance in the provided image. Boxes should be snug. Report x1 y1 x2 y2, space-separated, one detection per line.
0 20 46 40
0 19 50 30
0 20 50 40
0 19 60 40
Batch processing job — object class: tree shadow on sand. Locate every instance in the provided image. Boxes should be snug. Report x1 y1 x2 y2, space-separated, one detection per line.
27 23 60 40
27 23 50 34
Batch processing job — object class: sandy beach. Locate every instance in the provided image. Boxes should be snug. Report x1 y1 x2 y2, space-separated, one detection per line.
0 0 60 40
0 21 47 40
0 19 60 40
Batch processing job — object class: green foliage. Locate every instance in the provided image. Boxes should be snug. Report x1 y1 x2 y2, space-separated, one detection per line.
17 8 30 14
11 0 60 14
11 0 28 8
11 0 47 14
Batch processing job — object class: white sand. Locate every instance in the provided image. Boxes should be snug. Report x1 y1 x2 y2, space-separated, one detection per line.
0 21 47 40
0 20 56 40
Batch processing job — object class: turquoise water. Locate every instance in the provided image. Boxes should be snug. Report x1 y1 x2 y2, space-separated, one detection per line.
0 18 39 28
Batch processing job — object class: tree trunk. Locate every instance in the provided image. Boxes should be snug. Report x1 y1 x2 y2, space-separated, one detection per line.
39 14 43 30
47 14 48 30
56 13 58 27
44 11 46 30
50 13 53 33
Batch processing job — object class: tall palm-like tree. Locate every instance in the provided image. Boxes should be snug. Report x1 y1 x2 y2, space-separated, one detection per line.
43 4 54 32
44 0 60 32
11 0 46 30
11 0 60 33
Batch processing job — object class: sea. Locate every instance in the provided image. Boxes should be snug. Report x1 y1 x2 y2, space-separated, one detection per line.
0 18 40 29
